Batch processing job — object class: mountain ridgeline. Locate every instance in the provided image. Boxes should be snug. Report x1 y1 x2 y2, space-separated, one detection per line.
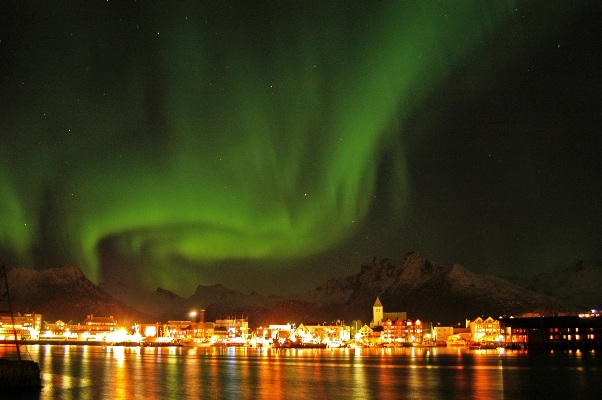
5 265 150 324
300 252 576 324
6 252 598 326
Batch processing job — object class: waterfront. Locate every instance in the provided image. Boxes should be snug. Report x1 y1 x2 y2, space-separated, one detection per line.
1 345 601 399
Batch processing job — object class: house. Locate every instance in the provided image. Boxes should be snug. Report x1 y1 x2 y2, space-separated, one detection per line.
192 322 215 339
469 316 502 342
82 315 117 331
404 319 423 343
433 326 454 342
356 324 373 341
381 318 424 343
294 322 350 343
163 320 194 339
382 318 404 342
214 317 249 340
79 314 118 341
0 313 42 340
264 324 293 342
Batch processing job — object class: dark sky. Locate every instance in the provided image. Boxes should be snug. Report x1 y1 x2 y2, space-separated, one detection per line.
1 1 601 296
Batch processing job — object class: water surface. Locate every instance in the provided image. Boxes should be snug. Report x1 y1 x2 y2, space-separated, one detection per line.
2 345 600 399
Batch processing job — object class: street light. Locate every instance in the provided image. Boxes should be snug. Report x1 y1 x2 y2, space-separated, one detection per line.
190 311 199 323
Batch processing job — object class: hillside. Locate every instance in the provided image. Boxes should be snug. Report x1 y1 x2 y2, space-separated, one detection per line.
303 252 577 324
526 261 602 309
5 265 150 324
99 252 584 325
99 280 283 322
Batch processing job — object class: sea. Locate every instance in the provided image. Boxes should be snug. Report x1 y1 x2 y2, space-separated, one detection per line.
1 344 601 399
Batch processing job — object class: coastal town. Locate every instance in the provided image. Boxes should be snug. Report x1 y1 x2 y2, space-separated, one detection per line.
2 297 601 352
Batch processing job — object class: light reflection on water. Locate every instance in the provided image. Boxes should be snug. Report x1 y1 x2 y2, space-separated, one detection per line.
1 345 600 399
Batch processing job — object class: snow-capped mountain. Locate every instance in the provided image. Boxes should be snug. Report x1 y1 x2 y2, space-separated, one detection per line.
303 252 577 324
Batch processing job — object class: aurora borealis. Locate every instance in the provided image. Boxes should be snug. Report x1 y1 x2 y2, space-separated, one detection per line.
1 1 601 295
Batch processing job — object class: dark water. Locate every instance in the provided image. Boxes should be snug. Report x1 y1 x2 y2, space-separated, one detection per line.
2 345 601 399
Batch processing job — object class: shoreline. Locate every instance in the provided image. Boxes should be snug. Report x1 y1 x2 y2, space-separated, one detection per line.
0 339 179 347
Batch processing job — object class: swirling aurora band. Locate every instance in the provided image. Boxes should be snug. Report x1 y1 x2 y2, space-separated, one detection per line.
1 1 595 294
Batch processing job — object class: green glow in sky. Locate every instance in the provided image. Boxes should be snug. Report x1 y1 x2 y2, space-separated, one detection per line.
7 1 594 295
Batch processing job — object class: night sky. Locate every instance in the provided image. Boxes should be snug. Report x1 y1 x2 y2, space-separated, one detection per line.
1 1 601 296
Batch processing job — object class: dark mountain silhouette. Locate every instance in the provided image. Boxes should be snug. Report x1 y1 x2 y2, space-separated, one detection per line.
6 251 593 327
300 252 577 324
101 251 581 325
99 279 283 322
524 261 602 310
5 265 150 324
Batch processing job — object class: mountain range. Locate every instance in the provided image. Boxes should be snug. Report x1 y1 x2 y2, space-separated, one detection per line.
4 265 150 324
298 252 579 324
4 251 600 326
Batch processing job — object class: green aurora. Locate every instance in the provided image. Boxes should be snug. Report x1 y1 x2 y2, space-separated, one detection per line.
1 1 601 294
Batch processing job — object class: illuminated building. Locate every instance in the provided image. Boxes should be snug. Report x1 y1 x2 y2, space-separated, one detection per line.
433 326 454 342
368 297 423 343
404 319 423 343
214 317 249 341
264 324 293 342
294 322 350 343
68 314 119 341
381 318 403 342
381 318 423 343
469 316 502 342
164 320 194 339
82 315 117 332
139 323 161 339
500 315 602 350
357 324 373 341
192 322 214 339
0 313 42 340
370 297 406 328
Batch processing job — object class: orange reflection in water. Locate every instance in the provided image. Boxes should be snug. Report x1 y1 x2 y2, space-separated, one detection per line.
256 349 285 400
9 341 534 399
449 351 505 400
472 353 504 399
106 346 131 400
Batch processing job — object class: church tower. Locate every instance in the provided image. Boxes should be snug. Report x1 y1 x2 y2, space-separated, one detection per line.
372 296 383 327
